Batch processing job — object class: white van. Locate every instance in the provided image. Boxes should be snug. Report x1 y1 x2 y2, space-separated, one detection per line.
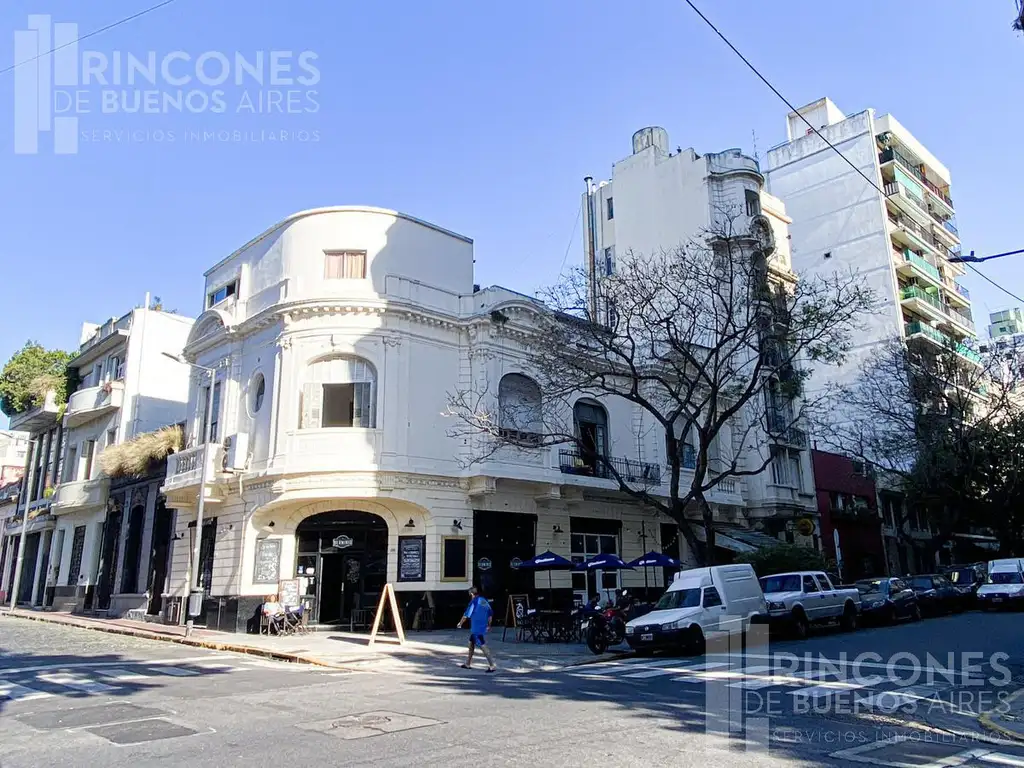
978 558 1024 610
625 564 766 654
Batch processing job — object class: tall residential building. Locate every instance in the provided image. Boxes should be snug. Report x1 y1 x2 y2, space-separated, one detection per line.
988 308 1024 341
0 430 29 485
581 127 819 547
766 97 978 397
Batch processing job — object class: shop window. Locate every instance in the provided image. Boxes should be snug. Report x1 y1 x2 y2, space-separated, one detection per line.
442 537 468 581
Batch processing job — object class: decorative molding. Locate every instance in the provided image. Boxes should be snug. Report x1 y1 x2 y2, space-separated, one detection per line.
467 476 497 497
382 335 402 348
533 484 561 502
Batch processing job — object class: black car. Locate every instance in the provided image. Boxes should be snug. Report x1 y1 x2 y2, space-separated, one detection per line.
942 564 986 608
855 578 921 625
906 574 965 615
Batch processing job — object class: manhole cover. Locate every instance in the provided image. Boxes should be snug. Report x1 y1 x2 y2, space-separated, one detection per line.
86 718 201 745
297 711 444 740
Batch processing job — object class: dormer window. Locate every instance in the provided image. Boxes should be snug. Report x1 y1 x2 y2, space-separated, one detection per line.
207 280 237 308
324 250 367 279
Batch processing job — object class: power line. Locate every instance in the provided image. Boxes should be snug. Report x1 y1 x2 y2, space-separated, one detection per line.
965 262 1024 305
0 0 180 78
680 0 1024 307
556 201 583 279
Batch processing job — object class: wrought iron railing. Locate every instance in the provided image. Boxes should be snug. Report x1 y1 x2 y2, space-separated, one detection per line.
558 450 661 485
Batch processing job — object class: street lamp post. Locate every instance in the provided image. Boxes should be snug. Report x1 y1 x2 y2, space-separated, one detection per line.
7 438 38 611
163 352 217 638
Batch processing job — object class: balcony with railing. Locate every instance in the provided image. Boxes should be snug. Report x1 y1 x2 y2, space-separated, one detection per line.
65 381 124 428
558 450 661 486
889 214 942 261
944 307 976 334
162 443 227 498
900 285 945 319
52 477 110 514
879 146 954 209
956 343 982 364
884 180 932 227
905 321 949 346
893 246 941 284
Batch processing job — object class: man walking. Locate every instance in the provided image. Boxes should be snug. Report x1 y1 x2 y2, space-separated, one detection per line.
457 587 496 672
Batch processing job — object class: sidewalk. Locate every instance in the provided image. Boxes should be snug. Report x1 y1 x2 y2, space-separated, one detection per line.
0 608 628 672
980 688 1024 743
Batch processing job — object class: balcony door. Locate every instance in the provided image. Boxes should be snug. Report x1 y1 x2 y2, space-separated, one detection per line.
573 401 607 476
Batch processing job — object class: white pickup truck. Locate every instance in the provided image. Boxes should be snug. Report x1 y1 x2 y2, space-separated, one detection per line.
760 571 861 638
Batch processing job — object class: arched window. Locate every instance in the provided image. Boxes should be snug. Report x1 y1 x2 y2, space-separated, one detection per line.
498 373 542 438
301 356 377 429
573 399 608 474
249 372 266 415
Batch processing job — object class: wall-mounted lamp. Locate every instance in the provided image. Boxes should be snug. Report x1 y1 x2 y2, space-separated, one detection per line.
452 519 463 531
404 518 416 528
268 521 275 528
552 525 564 534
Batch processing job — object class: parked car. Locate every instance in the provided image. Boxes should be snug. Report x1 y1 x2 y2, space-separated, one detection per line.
625 564 766 655
978 558 1024 611
942 563 986 607
854 577 921 625
906 574 965 615
761 571 861 639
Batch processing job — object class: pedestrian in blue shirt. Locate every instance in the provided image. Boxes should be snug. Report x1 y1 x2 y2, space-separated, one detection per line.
457 587 496 672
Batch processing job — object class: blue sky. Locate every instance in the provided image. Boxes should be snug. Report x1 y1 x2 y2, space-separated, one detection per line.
1 1 1021 391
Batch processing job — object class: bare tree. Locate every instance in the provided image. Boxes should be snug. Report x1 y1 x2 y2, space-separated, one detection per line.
446 215 875 565
1014 0 1024 32
830 335 1021 566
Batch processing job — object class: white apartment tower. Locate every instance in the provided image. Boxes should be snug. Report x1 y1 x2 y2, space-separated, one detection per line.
581 128 818 543
766 97 977 398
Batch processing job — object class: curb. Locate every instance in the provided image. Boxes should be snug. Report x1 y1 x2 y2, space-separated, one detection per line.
2 610 617 671
2 610 359 671
979 687 1024 744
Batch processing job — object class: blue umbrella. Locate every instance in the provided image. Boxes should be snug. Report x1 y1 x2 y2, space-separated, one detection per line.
514 551 574 604
626 551 681 568
626 551 681 594
518 551 575 570
578 553 633 571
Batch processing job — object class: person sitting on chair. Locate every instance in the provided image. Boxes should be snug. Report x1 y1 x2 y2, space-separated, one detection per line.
262 594 286 634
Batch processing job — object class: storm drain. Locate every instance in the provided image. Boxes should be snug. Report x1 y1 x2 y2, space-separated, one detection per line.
297 711 444 740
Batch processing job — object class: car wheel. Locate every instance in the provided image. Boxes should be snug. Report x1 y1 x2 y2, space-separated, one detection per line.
792 610 809 640
840 602 858 632
685 626 706 656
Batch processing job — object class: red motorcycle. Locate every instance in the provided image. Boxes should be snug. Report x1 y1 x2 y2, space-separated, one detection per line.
584 605 628 654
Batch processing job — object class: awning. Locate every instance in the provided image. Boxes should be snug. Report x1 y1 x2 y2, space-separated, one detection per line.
690 523 781 553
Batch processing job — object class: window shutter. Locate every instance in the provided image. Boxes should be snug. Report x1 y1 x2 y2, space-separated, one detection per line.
352 382 371 427
301 383 323 428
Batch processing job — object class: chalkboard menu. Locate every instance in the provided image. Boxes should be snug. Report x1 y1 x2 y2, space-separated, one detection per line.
278 578 300 608
398 535 426 583
253 538 282 584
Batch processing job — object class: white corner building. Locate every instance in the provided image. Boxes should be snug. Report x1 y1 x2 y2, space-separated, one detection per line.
581 128 818 545
161 204 802 634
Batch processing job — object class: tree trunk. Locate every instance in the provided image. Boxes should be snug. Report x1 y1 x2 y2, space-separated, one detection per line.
699 494 716 567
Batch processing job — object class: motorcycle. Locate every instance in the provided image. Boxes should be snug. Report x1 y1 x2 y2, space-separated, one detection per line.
583 605 627 654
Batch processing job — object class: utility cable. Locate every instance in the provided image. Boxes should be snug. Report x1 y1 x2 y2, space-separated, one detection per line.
0 0 180 77
681 0 1024 306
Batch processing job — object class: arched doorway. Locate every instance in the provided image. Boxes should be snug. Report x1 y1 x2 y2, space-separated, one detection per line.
295 510 388 625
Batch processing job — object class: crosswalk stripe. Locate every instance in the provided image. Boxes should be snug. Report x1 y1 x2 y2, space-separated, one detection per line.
149 666 200 677
97 668 149 682
36 673 119 694
789 681 871 699
0 681 54 701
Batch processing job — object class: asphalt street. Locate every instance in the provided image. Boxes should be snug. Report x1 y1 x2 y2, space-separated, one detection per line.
2 612 1024 767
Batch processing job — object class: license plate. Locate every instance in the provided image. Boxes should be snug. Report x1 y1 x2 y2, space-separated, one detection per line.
993 597 1004 603
641 633 653 642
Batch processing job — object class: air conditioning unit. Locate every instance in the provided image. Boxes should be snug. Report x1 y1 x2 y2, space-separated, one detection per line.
224 432 249 471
